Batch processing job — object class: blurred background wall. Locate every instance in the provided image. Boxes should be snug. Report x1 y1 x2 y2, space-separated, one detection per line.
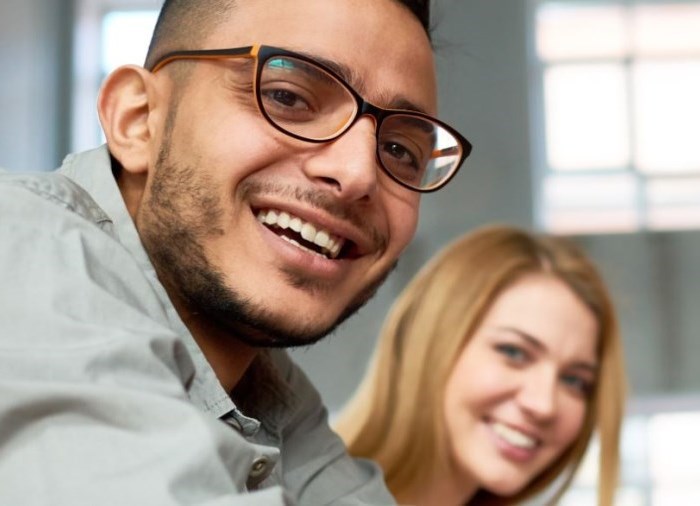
0 0 73 172
2 0 699 502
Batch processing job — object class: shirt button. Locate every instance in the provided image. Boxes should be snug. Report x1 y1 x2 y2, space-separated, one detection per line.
249 457 269 478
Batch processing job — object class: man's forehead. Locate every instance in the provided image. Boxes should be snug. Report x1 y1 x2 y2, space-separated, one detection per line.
203 0 437 112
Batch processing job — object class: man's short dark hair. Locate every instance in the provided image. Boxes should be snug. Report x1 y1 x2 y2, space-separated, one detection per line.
398 0 431 34
144 0 431 68
144 0 236 69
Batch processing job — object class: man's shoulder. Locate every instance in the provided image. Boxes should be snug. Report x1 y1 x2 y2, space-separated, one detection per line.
0 165 113 233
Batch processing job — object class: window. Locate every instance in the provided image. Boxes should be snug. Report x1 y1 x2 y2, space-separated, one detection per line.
531 0 700 233
101 10 158 72
71 0 158 152
549 395 700 505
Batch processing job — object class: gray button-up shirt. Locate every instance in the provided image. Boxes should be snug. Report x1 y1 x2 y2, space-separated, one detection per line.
0 146 394 506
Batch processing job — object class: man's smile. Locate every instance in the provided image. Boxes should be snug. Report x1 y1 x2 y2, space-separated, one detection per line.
257 208 346 259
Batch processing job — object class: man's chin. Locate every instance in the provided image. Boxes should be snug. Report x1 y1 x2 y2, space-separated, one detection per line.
205 286 378 348
206 270 389 348
213 314 338 349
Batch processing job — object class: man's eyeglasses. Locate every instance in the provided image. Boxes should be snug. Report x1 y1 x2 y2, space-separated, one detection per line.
148 44 472 193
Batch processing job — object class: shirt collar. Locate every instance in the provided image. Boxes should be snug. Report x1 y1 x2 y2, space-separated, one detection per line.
57 145 236 418
58 146 298 434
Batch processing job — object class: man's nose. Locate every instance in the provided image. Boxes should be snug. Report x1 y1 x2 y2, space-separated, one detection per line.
301 117 379 202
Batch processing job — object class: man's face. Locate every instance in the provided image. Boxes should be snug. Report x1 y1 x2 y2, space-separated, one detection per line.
137 0 437 347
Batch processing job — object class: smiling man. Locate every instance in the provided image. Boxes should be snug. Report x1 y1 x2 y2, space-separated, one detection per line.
0 0 470 504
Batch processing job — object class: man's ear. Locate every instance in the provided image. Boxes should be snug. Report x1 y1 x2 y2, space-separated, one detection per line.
97 65 164 175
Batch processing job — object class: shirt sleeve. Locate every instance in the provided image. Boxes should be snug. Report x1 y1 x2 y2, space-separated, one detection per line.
269 350 397 506
0 177 292 506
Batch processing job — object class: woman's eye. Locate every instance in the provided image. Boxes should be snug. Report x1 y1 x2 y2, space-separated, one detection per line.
561 375 593 396
495 343 528 363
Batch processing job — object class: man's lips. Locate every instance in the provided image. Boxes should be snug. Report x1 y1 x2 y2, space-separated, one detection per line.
256 208 350 259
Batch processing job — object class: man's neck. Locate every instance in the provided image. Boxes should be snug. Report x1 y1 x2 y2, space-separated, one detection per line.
193 322 258 393
172 296 259 393
112 155 146 222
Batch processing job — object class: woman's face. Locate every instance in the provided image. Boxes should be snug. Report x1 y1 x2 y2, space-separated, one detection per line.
442 273 599 498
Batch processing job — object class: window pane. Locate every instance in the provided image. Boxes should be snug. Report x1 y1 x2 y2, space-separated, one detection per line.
619 416 650 486
562 488 646 506
537 2 629 61
634 61 700 174
649 411 700 504
616 488 649 506
633 3 700 55
647 206 700 230
647 178 700 206
653 489 700 505
543 173 638 233
544 64 630 170
102 11 159 74
648 412 700 485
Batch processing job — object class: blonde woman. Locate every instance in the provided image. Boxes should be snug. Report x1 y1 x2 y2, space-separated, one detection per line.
335 225 626 505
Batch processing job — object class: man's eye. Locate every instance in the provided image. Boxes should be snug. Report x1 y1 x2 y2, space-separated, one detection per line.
381 142 419 169
263 89 310 110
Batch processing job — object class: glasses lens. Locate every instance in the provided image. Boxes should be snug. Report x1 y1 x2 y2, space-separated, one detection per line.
378 114 463 191
258 55 357 140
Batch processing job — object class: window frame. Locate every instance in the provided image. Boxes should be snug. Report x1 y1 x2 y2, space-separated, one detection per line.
71 0 159 153
528 0 700 234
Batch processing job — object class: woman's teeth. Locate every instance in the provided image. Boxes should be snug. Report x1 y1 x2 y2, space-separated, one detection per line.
491 422 537 449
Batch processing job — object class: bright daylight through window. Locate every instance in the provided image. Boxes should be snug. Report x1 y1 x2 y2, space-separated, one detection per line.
71 5 158 153
532 0 700 234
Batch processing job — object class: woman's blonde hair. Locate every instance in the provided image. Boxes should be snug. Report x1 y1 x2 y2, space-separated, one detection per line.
335 225 626 505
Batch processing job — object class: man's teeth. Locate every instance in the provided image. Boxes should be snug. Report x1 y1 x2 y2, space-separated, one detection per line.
492 422 537 449
257 209 344 259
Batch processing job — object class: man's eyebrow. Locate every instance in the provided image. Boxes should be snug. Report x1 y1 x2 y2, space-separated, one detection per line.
294 49 430 115
388 97 428 114
497 326 599 373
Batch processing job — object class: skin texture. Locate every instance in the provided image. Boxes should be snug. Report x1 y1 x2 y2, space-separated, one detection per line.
438 274 599 505
98 0 436 389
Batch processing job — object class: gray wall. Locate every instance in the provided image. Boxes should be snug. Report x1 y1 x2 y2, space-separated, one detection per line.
0 0 73 172
2 0 699 414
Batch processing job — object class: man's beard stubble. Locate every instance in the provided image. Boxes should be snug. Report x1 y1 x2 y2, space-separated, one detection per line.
136 115 395 348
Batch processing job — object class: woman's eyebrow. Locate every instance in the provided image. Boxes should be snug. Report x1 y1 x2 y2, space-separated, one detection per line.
569 362 599 374
496 326 599 372
496 326 545 350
